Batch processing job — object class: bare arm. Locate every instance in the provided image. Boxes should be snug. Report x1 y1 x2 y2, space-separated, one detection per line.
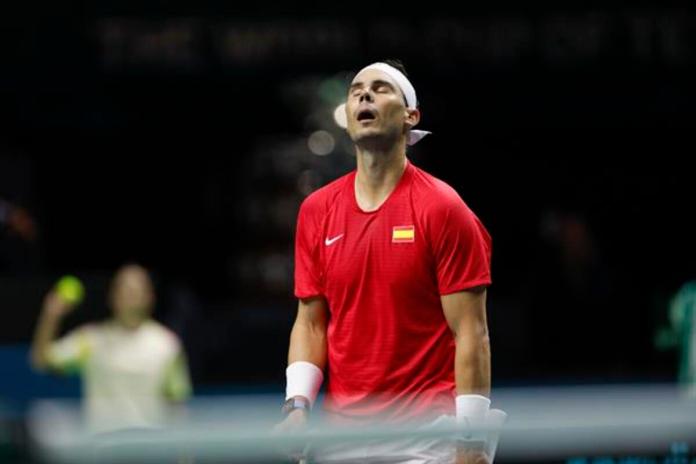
443 287 492 464
441 287 490 397
275 297 328 432
288 296 328 369
30 291 74 370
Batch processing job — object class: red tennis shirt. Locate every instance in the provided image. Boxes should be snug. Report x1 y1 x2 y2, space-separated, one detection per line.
294 160 492 421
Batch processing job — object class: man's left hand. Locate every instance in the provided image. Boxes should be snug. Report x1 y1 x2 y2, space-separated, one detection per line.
456 447 490 464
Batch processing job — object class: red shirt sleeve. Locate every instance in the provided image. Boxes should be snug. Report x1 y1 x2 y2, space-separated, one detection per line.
294 197 324 299
428 196 492 295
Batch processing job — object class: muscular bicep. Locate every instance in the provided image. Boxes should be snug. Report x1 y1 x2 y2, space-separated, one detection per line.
441 287 488 338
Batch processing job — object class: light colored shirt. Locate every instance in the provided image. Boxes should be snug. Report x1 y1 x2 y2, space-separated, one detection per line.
49 319 192 432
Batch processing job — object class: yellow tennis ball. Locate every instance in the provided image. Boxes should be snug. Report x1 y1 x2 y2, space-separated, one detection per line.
55 275 85 305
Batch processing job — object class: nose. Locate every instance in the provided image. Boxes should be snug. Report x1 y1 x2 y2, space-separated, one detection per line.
359 90 373 103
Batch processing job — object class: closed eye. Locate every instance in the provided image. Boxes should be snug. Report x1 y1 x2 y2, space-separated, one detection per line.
348 79 396 97
372 80 396 93
349 83 363 98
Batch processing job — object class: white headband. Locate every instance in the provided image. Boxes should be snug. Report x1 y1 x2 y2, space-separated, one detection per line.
359 63 419 109
354 62 431 146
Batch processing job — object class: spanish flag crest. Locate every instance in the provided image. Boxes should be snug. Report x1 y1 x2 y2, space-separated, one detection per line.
392 225 415 243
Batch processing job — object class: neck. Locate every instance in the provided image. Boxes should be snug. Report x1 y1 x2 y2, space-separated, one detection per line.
354 139 407 212
113 317 147 330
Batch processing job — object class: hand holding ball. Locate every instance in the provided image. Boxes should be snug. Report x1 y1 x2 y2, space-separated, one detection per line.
55 276 85 305
45 276 85 318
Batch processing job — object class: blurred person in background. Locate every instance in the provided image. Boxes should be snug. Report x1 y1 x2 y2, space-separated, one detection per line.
277 60 498 464
0 156 41 274
529 210 616 373
30 264 192 433
0 197 37 243
0 196 39 273
656 281 696 400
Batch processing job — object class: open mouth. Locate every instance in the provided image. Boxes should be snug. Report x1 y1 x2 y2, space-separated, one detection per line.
357 109 376 122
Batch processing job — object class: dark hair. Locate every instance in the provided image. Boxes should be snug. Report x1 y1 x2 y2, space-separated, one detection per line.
382 59 408 78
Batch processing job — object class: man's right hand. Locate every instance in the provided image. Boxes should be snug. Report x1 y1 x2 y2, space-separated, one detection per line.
31 290 77 371
273 409 309 463
42 291 76 319
273 408 308 433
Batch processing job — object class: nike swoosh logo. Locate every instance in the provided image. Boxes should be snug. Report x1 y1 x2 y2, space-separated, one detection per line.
324 234 344 246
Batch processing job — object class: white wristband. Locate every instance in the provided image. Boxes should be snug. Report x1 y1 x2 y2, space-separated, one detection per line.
285 361 324 406
456 394 491 441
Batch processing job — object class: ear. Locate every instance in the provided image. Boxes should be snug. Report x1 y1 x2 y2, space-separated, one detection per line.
404 107 421 129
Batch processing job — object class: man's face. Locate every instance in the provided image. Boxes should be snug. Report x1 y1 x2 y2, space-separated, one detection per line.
345 69 412 146
109 266 154 328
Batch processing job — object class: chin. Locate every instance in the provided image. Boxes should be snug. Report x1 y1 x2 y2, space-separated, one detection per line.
352 129 384 143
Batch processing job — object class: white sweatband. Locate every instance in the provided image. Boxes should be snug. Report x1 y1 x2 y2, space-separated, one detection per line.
485 408 508 461
357 63 418 109
354 62 432 146
285 361 324 406
456 394 491 441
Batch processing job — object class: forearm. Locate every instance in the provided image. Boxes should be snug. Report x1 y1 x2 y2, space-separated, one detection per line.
284 298 328 408
454 328 491 397
442 290 495 462
31 311 61 370
288 319 327 370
